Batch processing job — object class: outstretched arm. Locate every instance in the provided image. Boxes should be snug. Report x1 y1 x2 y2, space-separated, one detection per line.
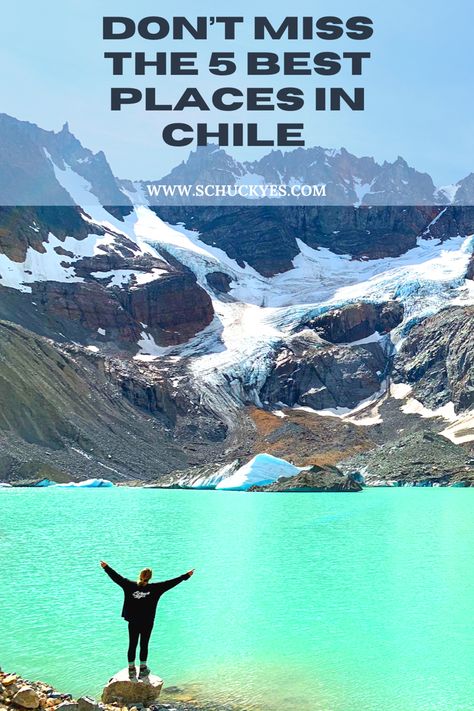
158 569 195 593
100 561 129 589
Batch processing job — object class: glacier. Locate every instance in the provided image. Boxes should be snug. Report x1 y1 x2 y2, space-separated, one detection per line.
130 205 474 417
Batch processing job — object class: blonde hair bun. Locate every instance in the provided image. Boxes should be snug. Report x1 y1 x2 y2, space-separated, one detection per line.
137 567 152 585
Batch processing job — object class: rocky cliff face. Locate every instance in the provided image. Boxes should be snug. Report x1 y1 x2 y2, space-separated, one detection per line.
0 321 186 481
394 306 474 412
261 331 388 410
0 205 214 349
260 301 402 411
0 206 95 261
122 272 214 346
0 322 247 483
30 281 142 342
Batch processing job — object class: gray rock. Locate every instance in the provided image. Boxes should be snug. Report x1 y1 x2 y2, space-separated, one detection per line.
12 686 40 709
56 703 79 711
77 697 100 711
101 669 164 705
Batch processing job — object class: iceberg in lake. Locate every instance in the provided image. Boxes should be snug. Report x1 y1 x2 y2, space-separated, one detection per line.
0 482 12 487
215 453 301 491
54 478 114 488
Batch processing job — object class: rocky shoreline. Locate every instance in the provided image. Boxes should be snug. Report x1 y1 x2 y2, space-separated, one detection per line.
0 671 243 711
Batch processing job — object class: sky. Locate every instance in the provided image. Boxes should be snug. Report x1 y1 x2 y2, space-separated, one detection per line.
0 0 473 184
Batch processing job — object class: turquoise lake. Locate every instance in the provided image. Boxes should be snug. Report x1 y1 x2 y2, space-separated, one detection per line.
1 487 473 711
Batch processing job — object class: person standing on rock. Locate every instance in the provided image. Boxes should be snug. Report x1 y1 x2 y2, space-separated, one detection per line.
100 561 194 680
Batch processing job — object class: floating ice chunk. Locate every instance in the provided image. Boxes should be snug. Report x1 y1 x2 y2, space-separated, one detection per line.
189 461 240 489
215 453 301 491
54 478 114 488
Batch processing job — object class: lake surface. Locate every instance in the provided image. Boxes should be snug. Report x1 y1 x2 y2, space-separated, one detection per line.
1 487 473 711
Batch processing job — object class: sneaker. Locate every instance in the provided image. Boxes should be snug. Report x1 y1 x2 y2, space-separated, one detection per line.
138 665 150 679
128 665 137 680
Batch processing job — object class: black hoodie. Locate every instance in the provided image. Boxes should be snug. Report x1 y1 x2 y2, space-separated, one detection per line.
104 564 190 623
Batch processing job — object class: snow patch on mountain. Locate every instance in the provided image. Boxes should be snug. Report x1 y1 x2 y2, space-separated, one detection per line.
401 398 457 421
390 382 474 442
353 178 374 206
133 206 262 287
0 232 94 292
47 156 159 259
135 330 167 361
441 412 474 444
91 267 168 288
436 184 460 203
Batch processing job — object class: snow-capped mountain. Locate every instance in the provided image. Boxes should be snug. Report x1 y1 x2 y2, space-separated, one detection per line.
0 113 473 487
3 112 474 208
147 145 469 207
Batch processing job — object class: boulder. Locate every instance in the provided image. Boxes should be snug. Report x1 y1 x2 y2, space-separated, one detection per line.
77 697 100 711
2 675 19 686
248 465 363 492
101 669 163 705
12 686 40 709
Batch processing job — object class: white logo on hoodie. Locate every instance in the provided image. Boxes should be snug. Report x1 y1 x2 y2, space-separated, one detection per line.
133 590 150 599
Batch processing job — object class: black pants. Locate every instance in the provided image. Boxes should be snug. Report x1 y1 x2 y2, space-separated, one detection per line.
128 620 154 663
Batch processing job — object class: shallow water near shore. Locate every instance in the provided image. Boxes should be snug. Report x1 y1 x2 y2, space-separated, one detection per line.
1 487 474 711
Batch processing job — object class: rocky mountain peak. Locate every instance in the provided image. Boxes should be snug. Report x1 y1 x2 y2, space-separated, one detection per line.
0 113 131 211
